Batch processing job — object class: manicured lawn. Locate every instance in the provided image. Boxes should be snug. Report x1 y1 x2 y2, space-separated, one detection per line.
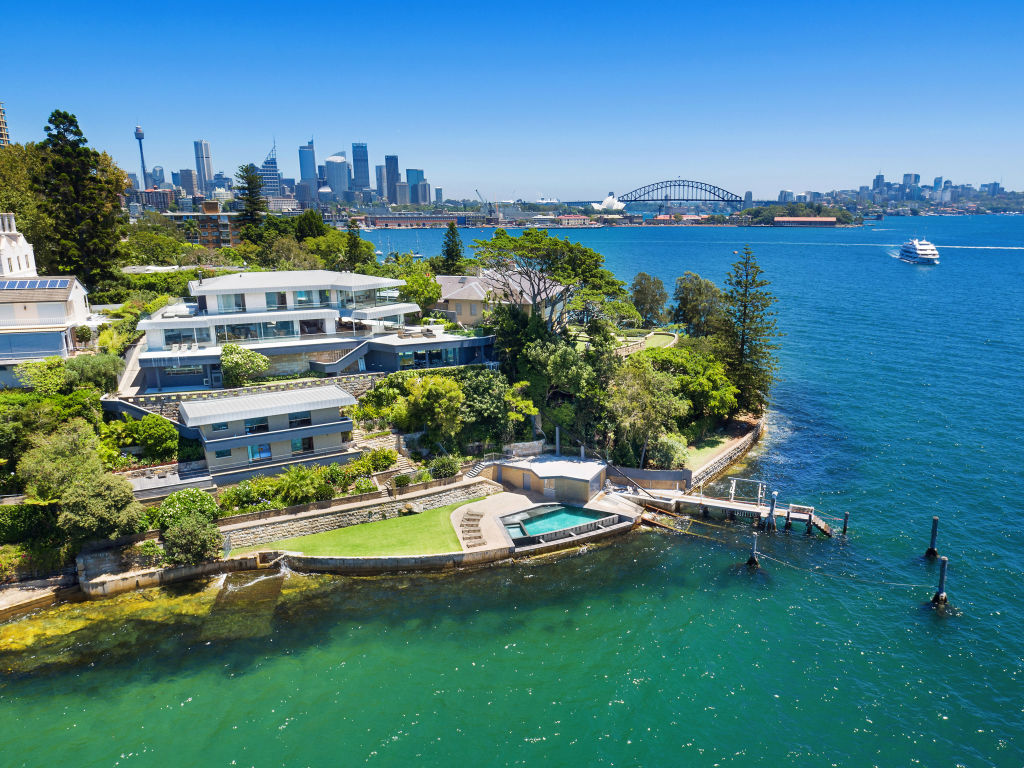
686 434 729 470
644 332 676 349
235 497 485 557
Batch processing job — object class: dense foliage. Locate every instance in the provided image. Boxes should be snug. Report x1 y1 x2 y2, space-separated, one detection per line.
162 512 223 566
221 344 270 388
740 202 855 226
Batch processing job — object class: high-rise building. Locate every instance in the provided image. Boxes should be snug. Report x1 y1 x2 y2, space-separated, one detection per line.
743 191 753 207
872 173 885 191
150 166 165 186
435 188 444 204
259 145 282 198
778 190 795 203
385 155 400 203
375 165 387 198
298 139 317 183
0 102 10 147
933 176 943 190
194 140 213 193
179 169 199 196
134 125 149 189
395 181 410 205
406 169 425 188
212 171 232 190
902 173 920 186
325 154 350 198
351 143 370 190
127 172 141 190
414 181 431 206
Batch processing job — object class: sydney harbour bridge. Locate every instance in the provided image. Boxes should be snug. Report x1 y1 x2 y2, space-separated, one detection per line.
561 179 767 209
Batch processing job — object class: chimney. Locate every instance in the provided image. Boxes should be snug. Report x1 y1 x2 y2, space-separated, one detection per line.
0 213 15 233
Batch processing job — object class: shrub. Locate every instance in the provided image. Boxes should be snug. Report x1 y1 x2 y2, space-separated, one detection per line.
647 432 689 469
221 344 270 388
135 414 179 461
277 465 331 506
75 325 93 344
152 488 220 531
163 512 223 565
66 354 126 393
367 448 398 472
393 473 411 488
217 478 277 514
123 539 164 568
428 455 461 479
351 477 377 495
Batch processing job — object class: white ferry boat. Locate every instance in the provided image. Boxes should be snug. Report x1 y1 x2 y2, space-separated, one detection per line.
898 238 940 265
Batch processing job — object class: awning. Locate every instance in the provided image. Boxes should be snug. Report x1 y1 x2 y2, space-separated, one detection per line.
350 302 420 320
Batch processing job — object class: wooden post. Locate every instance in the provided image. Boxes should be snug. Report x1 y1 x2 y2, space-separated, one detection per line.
805 509 814 536
931 556 949 605
925 516 939 558
784 503 792 531
746 534 759 567
842 511 850 536
765 491 778 531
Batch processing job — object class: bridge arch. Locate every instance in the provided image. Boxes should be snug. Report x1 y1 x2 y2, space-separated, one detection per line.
617 179 743 204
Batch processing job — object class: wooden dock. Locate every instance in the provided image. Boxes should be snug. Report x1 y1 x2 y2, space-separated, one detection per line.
625 488 834 537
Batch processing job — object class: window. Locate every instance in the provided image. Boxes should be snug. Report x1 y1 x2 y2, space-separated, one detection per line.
455 303 462 315
443 347 457 365
247 444 271 462
244 417 269 434
216 293 246 313
428 349 443 366
398 351 415 369
214 449 232 459
288 411 312 429
265 291 287 311
299 318 325 336
261 320 295 338
211 422 229 432
216 322 260 343
470 303 477 316
291 436 314 454
164 365 203 376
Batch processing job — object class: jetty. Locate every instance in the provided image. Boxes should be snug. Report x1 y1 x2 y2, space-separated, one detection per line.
621 476 835 537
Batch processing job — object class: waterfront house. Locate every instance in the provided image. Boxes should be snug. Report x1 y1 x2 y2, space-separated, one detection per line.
485 455 607 504
0 213 92 387
177 384 357 471
135 269 493 390
433 270 568 328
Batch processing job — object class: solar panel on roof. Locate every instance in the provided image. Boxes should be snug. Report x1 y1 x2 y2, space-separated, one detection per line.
57 279 69 288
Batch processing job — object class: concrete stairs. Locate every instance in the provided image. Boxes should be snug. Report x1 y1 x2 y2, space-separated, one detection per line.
459 509 486 548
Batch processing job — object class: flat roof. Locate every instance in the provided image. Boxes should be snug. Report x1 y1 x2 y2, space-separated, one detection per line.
188 270 404 296
502 455 606 482
177 384 357 426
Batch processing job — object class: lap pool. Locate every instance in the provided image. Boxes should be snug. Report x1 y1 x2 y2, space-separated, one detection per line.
501 504 608 540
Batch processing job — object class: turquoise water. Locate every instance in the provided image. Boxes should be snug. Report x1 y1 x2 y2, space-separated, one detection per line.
519 507 605 536
2 217 1024 766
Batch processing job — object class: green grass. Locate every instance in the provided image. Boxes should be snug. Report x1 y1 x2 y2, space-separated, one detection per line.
235 497 485 557
686 434 729 470
643 332 676 349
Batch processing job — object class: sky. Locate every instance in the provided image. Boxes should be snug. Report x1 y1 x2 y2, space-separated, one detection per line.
3 0 1023 201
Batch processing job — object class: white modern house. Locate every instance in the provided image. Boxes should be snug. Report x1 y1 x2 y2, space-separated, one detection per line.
177 384 357 471
0 213 91 387
135 269 493 390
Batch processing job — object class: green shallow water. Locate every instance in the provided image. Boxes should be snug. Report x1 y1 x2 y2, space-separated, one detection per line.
3 217 1024 766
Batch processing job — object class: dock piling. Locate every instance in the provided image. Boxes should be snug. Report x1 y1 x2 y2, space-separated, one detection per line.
842 511 850 537
785 501 792 531
931 556 949 605
765 491 778 532
746 534 759 568
925 516 939 558
805 510 813 535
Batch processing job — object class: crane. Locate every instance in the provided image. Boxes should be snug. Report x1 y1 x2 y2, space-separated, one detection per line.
475 189 495 218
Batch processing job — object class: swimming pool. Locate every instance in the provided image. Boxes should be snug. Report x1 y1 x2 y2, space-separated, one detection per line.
501 505 607 540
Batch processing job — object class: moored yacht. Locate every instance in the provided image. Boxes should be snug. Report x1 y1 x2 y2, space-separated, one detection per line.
899 238 940 265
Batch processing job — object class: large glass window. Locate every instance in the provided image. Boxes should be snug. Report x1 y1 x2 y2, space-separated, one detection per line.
164 365 203 376
443 347 457 365
261 320 295 339
244 417 269 435
294 290 313 307
428 349 443 366
216 323 260 343
294 290 330 308
265 291 287 311
291 436 314 454
211 422 228 432
353 289 376 308
214 449 232 459
288 411 312 429
398 351 415 369
216 293 246 313
247 444 271 462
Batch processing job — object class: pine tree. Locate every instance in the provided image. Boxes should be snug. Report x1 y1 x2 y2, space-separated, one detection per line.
33 111 126 287
235 163 266 240
440 221 463 274
345 217 368 268
720 245 781 414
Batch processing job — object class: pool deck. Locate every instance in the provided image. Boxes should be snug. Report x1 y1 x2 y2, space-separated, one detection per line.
452 491 642 551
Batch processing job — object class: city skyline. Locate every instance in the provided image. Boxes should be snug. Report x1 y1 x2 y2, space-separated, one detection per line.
3 1 1023 199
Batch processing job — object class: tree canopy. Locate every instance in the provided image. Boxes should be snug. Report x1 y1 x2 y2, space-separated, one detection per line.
630 272 668 327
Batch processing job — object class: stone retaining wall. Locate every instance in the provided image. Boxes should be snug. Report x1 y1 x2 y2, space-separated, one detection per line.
690 420 763 488
283 545 512 575
80 555 262 599
224 480 499 550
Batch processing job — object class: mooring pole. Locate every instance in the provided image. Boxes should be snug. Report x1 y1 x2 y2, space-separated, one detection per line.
784 503 792 531
925 516 939 558
931 556 949 605
746 534 759 567
765 491 778 531
842 511 850 537
805 509 814 535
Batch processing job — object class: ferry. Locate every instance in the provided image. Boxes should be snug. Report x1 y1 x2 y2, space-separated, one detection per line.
898 238 940 265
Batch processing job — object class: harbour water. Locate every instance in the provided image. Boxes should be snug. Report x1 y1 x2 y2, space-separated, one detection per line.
2 217 1023 766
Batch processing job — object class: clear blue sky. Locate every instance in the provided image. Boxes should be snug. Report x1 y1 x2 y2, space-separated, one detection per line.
4 1 1022 200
